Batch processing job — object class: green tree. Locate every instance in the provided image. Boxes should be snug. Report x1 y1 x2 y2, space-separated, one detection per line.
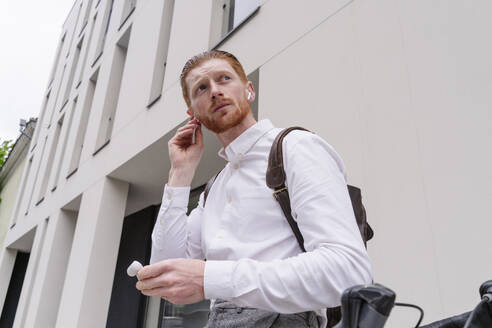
0 139 14 204
0 139 14 169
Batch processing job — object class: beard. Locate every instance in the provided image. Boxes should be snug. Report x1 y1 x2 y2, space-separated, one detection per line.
198 97 250 134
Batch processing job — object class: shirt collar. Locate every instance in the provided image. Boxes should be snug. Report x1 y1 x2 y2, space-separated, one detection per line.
218 119 275 162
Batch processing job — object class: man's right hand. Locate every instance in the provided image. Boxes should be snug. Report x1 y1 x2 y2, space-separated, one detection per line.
167 117 204 187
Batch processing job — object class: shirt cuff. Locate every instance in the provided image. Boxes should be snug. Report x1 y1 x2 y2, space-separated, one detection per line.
204 260 236 299
162 184 190 208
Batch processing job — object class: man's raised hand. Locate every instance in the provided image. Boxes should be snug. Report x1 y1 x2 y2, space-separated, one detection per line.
167 117 204 186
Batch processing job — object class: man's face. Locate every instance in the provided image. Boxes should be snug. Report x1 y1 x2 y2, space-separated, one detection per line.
186 58 252 133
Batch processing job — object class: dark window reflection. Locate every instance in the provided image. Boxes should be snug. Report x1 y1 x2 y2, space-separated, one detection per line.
160 300 211 328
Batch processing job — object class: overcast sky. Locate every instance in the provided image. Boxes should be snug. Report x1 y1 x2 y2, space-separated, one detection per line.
0 0 75 143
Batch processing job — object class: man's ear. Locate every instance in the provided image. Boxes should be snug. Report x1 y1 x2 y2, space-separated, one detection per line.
187 108 200 122
246 81 255 102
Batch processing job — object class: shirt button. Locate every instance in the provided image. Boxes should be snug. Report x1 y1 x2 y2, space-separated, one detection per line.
217 234 223 239
227 197 232 203
167 193 172 200
233 163 239 169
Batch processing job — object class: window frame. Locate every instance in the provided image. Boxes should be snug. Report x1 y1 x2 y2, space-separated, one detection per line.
210 0 260 50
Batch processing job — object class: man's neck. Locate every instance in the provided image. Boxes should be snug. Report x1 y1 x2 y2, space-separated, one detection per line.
216 114 257 148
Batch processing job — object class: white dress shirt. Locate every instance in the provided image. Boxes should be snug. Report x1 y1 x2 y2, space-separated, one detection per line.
151 119 372 327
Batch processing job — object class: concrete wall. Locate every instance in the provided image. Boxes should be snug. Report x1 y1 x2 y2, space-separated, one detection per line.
1 0 491 326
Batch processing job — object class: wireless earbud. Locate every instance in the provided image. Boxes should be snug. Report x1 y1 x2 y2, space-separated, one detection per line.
127 260 143 277
247 92 252 100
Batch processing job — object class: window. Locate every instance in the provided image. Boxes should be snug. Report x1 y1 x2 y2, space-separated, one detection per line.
93 0 115 65
49 64 67 125
77 13 98 88
62 37 84 110
209 0 260 49
66 2 83 59
159 300 210 327
25 137 48 214
147 0 175 107
47 33 66 89
67 68 99 178
80 0 95 35
30 90 51 153
51 98 77 191
37 114 65 204
0 252 30 326
119 0 137 29
93 25 132 154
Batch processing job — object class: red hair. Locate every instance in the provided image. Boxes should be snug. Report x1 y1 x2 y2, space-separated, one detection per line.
180 50 248 107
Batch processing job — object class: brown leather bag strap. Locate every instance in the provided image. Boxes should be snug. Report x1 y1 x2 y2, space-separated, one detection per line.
266 127 311 252
267 127 342 327
266 127 310 189
273 187 306 252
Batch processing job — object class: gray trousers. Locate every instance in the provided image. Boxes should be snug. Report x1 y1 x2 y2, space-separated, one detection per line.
205 299 320 328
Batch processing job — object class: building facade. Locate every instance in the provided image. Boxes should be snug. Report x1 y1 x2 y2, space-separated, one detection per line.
0 120 36 249
1 0 491 327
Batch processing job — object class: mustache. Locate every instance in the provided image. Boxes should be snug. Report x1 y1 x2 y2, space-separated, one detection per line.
208 98 235 112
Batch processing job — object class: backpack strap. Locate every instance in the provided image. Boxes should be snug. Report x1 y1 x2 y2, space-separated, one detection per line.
267 127 343 327
347 185 374 245
266 127 311 252
203 169 222 207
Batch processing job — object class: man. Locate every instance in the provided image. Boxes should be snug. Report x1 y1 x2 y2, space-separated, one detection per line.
136 50 372 327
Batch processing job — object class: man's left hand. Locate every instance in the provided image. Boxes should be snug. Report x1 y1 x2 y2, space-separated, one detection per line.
136 258 205 305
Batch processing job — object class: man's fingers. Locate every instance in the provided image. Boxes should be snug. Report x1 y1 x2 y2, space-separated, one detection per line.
194 124 203 146
171 129 196 145
140 287 184 305
182 118 199 130
173 130 194 141
140 286 168 297
176 125 195 134
175 125 197 138
136 275 171 291
174 129 193 141
137 261 169 280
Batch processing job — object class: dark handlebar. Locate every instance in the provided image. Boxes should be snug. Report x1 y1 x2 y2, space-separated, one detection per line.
339 280 492 328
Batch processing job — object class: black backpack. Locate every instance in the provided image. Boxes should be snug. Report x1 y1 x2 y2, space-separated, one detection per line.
203 127 374 327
